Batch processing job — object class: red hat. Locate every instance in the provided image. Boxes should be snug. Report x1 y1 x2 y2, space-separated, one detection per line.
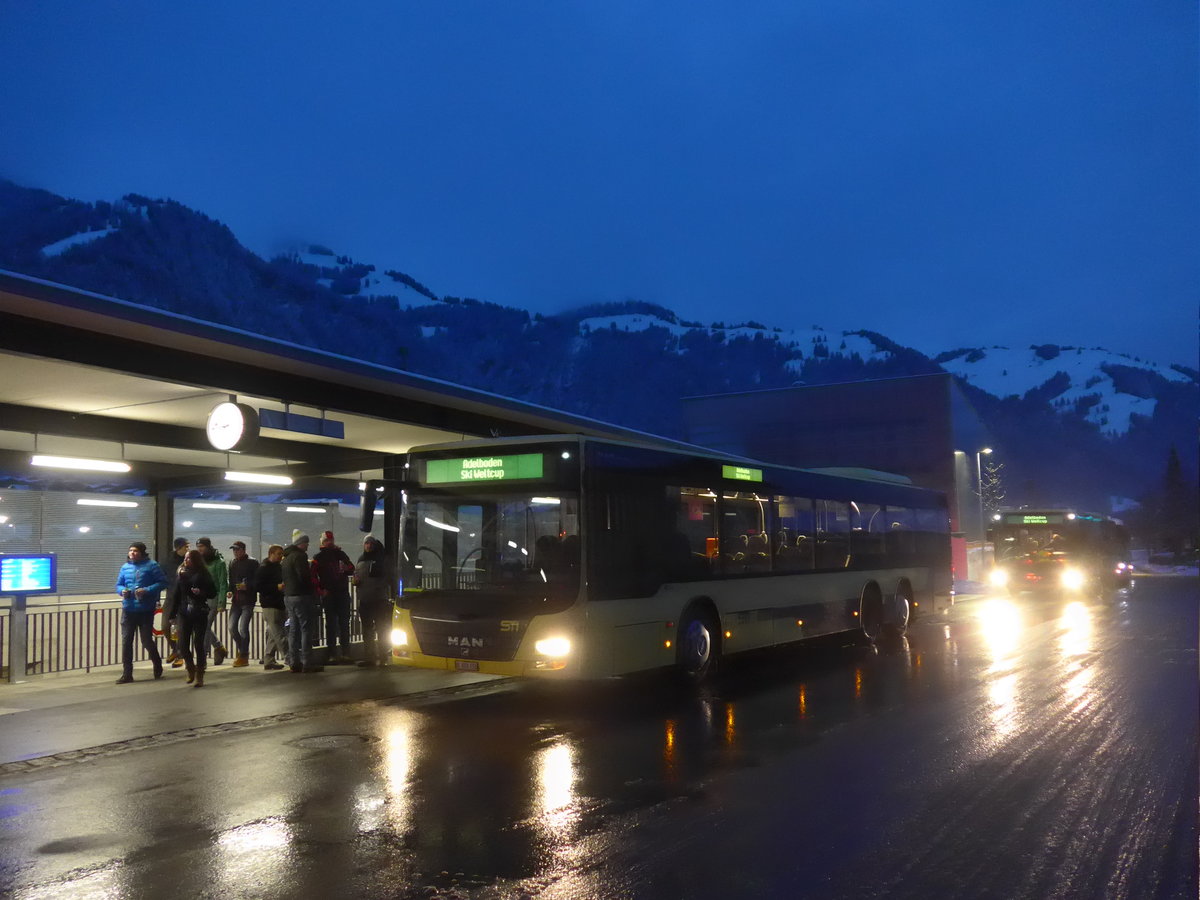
320 531 335 546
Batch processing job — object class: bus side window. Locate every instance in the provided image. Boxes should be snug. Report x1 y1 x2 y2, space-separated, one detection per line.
676 486 718 578
774 495 814 572
886 507 916 559
851 501 886 568
720 492 772 575
816 499 850 569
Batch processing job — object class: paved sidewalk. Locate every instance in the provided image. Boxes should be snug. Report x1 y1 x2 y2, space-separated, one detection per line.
0 659 503 767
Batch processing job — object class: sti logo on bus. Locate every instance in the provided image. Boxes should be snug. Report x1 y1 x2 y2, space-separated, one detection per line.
426 453 545 484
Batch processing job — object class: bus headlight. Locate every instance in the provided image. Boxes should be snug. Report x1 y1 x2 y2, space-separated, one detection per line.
391 628 408 647
534 636 571 658
988 569 1009 588
1060 568 1086 590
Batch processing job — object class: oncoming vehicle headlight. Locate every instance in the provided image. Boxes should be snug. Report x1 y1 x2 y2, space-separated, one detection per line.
1060 568 1086 590
988 569 1009 588
534 636 571 658
391 628 408 647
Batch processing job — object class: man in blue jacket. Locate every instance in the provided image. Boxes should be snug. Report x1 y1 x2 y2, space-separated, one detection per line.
114 541 167 684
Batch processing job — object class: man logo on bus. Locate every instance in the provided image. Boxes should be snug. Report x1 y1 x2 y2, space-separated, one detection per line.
448 636 484 649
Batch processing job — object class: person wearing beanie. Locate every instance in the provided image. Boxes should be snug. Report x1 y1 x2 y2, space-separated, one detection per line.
114 541 166 684
281 532 321 672
160 537 190 666
313 530 355 664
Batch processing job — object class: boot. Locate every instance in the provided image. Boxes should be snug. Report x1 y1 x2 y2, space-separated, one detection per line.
232 654 249 668
213 646 227 666
185 661 196 684
194 668 205 688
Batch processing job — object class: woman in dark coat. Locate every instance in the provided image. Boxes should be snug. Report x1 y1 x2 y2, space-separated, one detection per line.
173 549 217 687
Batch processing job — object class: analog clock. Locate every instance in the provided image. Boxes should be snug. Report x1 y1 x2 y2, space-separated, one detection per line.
205 402 259 452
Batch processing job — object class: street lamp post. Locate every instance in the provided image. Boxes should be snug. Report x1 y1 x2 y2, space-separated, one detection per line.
976 447 993 539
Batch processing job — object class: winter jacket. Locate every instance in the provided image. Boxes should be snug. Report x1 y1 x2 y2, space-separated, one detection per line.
159 551 188 617
115 557 167 613
312 545 354 598
255 559 285 609
228 555 259 606
354 545 395 606
201 549 228 610
173 565 217 616
281 544 315 596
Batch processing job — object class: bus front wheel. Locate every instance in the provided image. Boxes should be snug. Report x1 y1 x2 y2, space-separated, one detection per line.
677 609 719 681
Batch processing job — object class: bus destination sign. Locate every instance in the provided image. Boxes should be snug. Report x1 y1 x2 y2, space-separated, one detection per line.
1003 513 1065 525
426 453 545 484
722 465 763 483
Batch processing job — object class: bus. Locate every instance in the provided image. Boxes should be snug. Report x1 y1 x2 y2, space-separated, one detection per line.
986 508 1133 595
385 435 952 680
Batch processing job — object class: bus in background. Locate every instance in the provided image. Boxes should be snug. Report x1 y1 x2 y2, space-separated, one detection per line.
385 435 951 680
986 509 1133 595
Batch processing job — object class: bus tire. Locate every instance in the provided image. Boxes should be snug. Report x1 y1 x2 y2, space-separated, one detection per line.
677 605 720 681
859 583 884 641
883 581 912 640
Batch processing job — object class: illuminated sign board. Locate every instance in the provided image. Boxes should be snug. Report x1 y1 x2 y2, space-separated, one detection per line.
722 465 763 483
1002 514 1064 525
0 553 57 594
425 453 545 484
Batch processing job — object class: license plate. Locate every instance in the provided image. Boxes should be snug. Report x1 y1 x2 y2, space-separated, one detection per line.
455 660 479 672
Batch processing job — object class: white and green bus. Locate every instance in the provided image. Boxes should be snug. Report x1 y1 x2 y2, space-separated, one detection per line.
389 435 951 679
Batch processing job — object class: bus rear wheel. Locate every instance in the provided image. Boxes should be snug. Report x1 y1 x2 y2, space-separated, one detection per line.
677 609 719 681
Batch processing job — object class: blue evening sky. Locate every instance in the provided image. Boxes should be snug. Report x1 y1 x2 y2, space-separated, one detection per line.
1 1 1196 368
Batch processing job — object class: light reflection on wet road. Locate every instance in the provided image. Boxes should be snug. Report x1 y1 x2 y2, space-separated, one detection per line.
0 578 1195 899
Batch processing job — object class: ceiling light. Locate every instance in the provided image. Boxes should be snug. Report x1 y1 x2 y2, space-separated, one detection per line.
32 455 131 473
224 471 293 486
286 506 326 514
76 498 139 508
192 502 242 511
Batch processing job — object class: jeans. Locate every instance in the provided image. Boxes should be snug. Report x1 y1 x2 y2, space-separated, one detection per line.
229 603 254 658
176 608 208 671
120 610 162 678
260 607 288 664
323 592 352 658
358 599 393 663
204 606 224 658
284 595 317 668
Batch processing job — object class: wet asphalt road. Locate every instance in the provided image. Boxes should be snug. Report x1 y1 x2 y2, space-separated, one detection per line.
0 577 1195 900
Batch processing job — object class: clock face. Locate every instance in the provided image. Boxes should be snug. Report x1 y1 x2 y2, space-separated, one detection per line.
207 402 251 451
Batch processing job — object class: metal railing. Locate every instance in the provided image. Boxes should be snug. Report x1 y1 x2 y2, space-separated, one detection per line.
2 597 366 681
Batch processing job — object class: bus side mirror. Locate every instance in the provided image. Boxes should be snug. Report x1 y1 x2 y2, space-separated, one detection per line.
359 480 382 533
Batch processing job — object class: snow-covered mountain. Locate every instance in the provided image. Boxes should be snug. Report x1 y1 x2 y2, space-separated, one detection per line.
1 177 1194 508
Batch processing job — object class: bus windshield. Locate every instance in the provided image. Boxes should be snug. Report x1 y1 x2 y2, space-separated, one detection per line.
403 489 581 596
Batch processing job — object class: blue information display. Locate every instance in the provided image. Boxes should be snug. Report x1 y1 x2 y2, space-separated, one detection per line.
0 553 57 594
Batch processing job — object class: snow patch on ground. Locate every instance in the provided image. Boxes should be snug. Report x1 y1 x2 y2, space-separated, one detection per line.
41 228 115 257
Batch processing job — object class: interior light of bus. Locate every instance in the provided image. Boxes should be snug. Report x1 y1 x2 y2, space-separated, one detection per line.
664 640 672 649
534 637 571 658
391 628 408 647
852 611 859 617
531 497 561 505
507 541 518 548
561 451 571 459
724 630 732 639
912 602 919 608
539 568 548 583
424 517 460 533
796 620 804 627
992 513 1002 521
